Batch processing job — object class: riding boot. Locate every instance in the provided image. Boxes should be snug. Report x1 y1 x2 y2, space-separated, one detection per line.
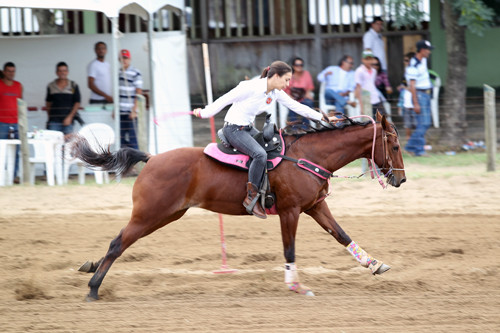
243 182 267 219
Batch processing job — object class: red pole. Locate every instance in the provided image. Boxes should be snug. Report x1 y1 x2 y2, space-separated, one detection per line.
202 43 237 274
209 117 217 143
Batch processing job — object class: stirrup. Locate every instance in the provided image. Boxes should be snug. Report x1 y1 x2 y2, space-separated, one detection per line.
244 193 261 215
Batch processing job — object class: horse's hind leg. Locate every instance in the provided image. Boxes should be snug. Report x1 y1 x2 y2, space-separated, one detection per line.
86 209 188 301
305 201 390 275
86 227 133 301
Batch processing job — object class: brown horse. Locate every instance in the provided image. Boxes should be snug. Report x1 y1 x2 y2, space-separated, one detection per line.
73 113 406 301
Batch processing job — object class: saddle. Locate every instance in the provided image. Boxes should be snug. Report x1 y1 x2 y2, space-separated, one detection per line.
203 114 285 171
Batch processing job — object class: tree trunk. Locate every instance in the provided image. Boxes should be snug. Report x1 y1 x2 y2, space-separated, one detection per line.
439 1 468 149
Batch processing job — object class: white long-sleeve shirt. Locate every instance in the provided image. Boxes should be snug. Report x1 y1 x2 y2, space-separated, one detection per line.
199 78 322 126
363 28 387 71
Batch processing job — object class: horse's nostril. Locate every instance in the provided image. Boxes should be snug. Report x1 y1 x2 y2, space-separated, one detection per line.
400 177 407 184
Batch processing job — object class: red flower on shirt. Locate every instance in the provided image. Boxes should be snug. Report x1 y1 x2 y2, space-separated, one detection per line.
266 97 272 104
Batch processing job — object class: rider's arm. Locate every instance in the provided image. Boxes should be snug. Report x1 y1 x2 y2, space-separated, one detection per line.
198 81 252 119
276 91 322 121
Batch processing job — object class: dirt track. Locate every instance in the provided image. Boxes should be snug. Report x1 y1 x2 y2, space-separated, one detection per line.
1 164 499 332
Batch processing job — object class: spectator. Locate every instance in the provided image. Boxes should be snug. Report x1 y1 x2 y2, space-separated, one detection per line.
118 49 143 149
373 56 393 100
0 62 23 183
363 16 387 73
317 55 356 114
404 40 434 157
45 62 81 138
354 49 384 117
87 41 113 104
284 57 314 128
397 52 416 139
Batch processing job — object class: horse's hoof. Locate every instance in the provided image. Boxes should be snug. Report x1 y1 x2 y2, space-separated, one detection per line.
78 261 92 273
85 293 99 302
287 282 315 296
304 290 315 297
374 263 391 275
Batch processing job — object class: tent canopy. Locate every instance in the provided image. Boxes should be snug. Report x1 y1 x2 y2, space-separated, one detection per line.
0 0 184 18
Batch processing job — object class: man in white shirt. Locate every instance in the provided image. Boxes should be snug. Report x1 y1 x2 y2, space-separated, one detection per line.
363 17 387 73
87 41 113 104
404 40 434 157
317 55 357 114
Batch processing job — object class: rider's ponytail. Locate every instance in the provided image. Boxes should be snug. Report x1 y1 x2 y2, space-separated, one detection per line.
260 61 292 79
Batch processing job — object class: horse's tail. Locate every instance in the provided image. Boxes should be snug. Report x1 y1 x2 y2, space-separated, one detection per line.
70 135 151 177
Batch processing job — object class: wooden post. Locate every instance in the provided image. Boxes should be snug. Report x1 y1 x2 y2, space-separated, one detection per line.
17 98 31 185
484 85 496 172
361 90 372 175
136 94 148 172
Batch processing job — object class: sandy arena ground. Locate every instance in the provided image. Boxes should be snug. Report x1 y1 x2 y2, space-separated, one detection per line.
0 163 499 332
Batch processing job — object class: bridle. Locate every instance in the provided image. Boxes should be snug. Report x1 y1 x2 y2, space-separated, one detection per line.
348 115 404 189
282 115 405 189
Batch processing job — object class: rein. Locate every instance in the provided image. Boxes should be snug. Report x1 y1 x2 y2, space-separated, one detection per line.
281 115 404 189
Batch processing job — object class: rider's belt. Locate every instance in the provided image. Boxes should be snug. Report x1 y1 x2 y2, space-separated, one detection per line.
224 121 252 129
417 88 432 94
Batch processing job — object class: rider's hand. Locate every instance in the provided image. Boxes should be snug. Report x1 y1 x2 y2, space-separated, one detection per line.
193 108 202 118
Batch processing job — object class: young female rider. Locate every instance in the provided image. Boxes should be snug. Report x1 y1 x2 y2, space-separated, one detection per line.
193 60 324 219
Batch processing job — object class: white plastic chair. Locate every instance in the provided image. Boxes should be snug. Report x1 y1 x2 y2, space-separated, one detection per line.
319 82 359 117
319 81 336 114
28 130 65 186
64 123 115 184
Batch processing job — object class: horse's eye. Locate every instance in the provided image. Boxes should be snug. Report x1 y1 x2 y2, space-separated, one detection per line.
393 146 399 152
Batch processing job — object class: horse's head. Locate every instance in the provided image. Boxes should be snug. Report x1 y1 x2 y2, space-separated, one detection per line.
375 112 406 188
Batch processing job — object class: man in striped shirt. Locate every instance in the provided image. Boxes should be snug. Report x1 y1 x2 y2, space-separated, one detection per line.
119 49 143 149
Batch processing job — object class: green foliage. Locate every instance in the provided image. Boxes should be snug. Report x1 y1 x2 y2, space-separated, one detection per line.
452 0 495 36
385 0 494 36
385 0 426 29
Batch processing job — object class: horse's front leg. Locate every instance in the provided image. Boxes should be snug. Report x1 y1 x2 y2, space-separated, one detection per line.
305 201 390 275
278 209 314 296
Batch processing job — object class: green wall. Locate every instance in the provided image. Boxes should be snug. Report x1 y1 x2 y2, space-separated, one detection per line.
429 0 500 88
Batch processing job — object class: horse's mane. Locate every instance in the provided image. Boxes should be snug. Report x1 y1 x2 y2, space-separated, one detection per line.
282 115 373 137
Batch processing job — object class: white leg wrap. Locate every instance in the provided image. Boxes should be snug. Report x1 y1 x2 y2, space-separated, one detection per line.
284 263 314 296
346 241 383 274
284 263 300 283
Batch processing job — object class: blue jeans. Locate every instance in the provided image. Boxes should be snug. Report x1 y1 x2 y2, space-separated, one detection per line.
405 91 431 156
325 89 349 114
223 124 266 187
0 122 19 177
47 122 74 135
287 98 313 129
120 114 138 149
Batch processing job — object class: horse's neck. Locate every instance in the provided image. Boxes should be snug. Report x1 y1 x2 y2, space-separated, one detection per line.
291 124 379 172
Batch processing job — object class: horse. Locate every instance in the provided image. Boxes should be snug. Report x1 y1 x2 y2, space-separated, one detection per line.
72 112 406 301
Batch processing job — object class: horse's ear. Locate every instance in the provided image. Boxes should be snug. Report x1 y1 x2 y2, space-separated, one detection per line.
376 110 383 122
381 114 389 131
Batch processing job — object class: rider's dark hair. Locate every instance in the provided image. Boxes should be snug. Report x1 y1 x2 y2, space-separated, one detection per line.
260 61 292 79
